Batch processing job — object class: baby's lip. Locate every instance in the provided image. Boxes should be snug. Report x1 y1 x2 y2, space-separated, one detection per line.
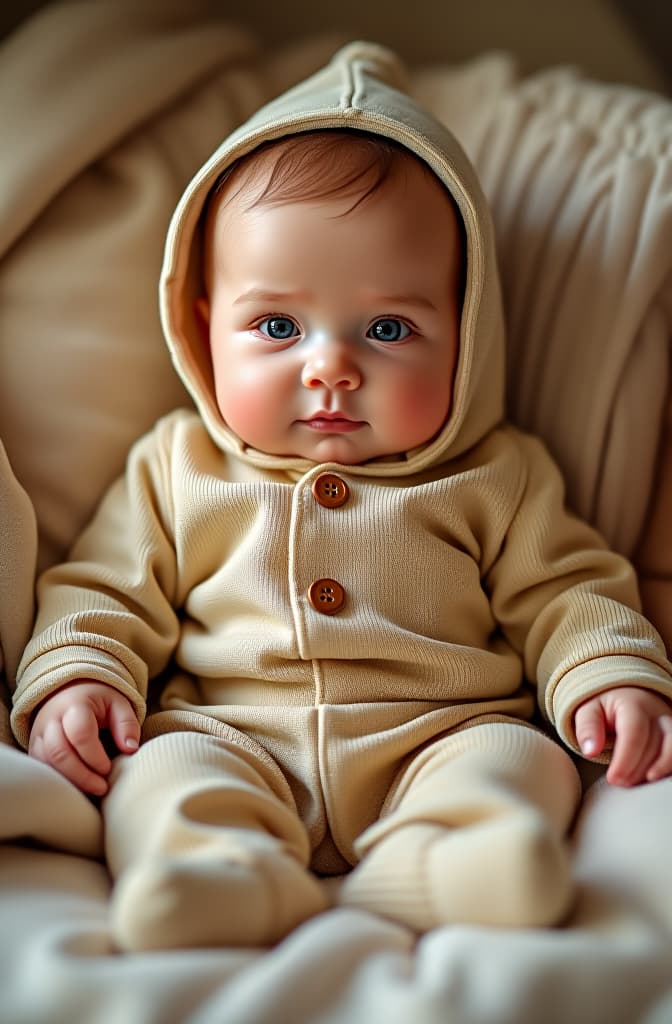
305 410 356 422
301 411 366 431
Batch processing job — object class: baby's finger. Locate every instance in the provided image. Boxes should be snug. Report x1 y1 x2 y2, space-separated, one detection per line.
606 706 652 786
61 703 111 775
107 699 140 756
574 700 607 759
41 717 109 796
646 717 672 782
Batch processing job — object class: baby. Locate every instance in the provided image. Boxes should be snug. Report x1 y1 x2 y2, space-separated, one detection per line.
13 43 672 950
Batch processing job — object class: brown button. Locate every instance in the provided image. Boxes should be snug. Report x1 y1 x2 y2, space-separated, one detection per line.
308 578 346 615
312 473 350 509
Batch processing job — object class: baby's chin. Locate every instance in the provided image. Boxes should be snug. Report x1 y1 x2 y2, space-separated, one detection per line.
295 431 409 466
298 440 372 465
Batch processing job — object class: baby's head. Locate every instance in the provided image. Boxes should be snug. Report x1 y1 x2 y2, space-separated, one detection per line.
196 129 463 466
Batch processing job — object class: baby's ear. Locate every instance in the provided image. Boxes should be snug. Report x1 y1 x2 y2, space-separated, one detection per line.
193 297 210 347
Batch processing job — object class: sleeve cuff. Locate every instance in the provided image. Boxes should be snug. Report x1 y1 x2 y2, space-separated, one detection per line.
550 654 672 756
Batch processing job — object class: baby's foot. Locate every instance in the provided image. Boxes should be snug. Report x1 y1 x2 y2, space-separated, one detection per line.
340 818 573 931
112 846 328 950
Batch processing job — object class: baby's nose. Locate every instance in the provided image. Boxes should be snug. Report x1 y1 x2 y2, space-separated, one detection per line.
301 343 362 390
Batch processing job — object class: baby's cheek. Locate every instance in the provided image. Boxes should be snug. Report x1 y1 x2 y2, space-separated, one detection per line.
215 373 283 450
216 378 256 433
394 377 452 443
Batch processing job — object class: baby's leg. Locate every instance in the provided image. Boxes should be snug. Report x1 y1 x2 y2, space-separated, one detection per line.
104 726 328 951
339 721 581 931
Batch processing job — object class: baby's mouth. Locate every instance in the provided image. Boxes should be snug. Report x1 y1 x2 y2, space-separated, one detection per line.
301 411 366 432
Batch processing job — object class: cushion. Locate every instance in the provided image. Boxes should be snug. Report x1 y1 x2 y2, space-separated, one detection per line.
0 3 342 571
1 6 670 650
418 64 672 560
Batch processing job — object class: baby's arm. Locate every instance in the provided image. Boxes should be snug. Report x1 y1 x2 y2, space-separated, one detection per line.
28 681 141 796
574 687 672 786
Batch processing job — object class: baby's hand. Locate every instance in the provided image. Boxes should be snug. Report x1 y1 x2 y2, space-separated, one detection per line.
28 681 140 796
573 686 672 787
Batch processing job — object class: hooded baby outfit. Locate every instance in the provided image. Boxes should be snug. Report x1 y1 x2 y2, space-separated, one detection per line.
12 43 672 949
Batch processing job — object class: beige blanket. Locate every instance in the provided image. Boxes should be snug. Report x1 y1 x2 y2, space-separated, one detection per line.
2 742 672 1023
0 441 36 745
2 3 672 1021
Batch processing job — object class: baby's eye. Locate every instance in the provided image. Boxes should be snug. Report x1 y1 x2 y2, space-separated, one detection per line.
257 317 300 341
367 318 412 343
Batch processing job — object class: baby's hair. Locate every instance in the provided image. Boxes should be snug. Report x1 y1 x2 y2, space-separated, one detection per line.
207 128 432 216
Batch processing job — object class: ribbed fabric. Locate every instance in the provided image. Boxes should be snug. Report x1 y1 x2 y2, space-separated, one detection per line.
13 414 672 759
105 731 328 950
340 723 579 929
104 730 309 873
341 817 573 930
112 848 328 951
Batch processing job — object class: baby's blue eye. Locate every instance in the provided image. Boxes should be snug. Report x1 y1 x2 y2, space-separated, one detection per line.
368 319 411 343
258 317 299 340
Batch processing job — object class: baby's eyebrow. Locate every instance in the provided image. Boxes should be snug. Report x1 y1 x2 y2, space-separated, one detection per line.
366 292 438 312
233 287 311 305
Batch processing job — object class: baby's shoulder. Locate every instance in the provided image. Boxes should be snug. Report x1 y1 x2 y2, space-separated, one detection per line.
472 424 561 481
133 409 219 463
452 424 536 479
443 424 564 515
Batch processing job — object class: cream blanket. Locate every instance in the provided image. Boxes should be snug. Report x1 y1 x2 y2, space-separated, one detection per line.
2 3 672 1021
0 442 36 745
2 742 672 1023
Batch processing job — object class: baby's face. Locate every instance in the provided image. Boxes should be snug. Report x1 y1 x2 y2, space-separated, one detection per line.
198 157 461 465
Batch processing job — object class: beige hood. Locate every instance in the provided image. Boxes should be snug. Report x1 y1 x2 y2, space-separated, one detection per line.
160 41 506 477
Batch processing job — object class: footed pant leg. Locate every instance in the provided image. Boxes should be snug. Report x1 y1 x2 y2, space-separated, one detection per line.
104 728 328 951
339 722 581 931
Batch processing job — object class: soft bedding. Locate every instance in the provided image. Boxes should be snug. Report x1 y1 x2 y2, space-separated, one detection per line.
2 743 672 1024
1 4 672 1022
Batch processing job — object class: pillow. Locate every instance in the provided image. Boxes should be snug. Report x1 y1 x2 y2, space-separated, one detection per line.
0 2 343 571
414 63 672 561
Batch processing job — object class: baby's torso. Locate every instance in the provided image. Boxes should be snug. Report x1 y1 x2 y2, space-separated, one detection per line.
164 424 531 712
